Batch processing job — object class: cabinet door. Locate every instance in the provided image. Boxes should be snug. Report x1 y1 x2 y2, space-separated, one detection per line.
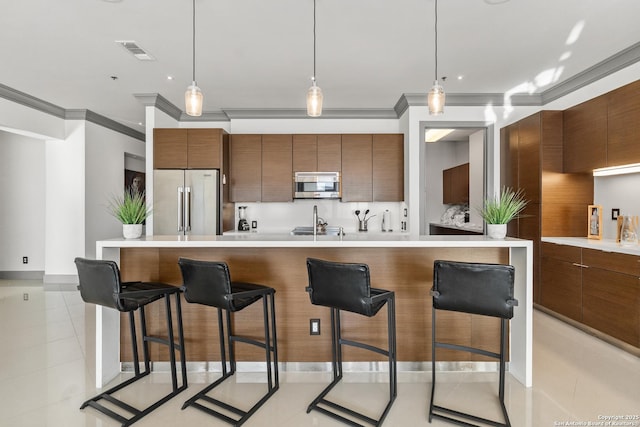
317 134 342 172
442 167 453 204
563 95 608 173
607 80 640 167
540 243 583 321
373 134 403 201
517 113 541 203
341 134 373 202
292 134 317 172
187 129 221 169
452 163 469 204
262 134 293 202
154 128 188 169
582 266 640 347
229 134 262 202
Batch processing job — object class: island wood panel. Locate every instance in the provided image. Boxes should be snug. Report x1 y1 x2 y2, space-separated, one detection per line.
118 246 509 363
607 80 640 167
316 134 342 172
341 134 373 202
261 134 293 202
229 134 262 202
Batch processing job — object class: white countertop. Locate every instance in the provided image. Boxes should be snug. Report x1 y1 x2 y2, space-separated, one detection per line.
98 234 532 249
542 236 640 256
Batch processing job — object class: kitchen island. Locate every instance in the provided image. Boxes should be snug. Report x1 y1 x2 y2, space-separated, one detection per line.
93 234 532 388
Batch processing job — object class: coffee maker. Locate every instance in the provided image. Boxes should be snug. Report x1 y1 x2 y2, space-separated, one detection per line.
237 206 250 231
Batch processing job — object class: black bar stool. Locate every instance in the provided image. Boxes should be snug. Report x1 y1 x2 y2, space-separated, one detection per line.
305 257 397 427
74 257 187 427
177 258 279 427
429 260 518 427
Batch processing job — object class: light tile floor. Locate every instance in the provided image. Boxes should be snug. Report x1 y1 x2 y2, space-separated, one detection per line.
1 280 638 426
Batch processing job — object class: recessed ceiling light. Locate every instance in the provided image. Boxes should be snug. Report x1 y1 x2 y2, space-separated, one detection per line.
425 129 455 143
457 75 463 80
167 75 174 80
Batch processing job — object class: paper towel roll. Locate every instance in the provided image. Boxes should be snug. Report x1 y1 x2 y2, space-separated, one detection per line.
382 210 392 232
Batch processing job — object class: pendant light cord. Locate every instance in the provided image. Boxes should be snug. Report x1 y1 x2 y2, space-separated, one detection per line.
434 0 438 82
313 0 317 80
192 0 196 82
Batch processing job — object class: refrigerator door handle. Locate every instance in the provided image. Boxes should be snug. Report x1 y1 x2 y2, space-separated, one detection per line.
185 186 191 231
177 187 184 232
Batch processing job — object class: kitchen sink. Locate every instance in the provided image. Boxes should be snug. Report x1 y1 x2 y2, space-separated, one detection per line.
291 226 344 236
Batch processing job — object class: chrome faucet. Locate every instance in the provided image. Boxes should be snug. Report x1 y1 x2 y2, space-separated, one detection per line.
313 205 318 238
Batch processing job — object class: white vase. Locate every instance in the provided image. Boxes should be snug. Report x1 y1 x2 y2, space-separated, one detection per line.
122 224 143 239
487 224 507 239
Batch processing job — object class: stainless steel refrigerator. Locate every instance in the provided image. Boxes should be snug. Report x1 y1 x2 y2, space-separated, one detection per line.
153 169 221 235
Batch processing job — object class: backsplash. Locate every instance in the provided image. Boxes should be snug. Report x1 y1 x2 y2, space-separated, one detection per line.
594 173 640 239
231 200 406 234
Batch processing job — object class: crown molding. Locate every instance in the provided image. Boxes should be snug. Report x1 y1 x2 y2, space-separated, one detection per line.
66 109 145 141
222 108 398 120
0 83 66 118
134 93 183 121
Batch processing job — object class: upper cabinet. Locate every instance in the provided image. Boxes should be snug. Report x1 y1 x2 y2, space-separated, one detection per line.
341 134 373 202
229 134 262 202
292 134 341 172
563 94 608 173
154 128 226 169
342 134 404 202
262 134 293 202
373 134 404 201
607 80 640 167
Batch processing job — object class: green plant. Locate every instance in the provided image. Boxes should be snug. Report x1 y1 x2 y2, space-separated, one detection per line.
477 186 528 224
107 189 150 224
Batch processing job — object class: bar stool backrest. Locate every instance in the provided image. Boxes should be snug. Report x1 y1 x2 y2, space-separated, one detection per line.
306 257 375 316
432 260 516 319
74 257 125 312
178 258 233 310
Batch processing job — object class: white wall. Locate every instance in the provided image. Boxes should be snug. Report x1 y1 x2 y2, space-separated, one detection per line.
85 122 145 260
0 131 45 272
45 121 85 280
468 130 484 225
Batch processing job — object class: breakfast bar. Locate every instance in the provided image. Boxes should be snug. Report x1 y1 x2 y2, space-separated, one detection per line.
94 234 533 389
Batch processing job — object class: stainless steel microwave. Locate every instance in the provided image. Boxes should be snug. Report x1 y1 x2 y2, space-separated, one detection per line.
293 171 341 199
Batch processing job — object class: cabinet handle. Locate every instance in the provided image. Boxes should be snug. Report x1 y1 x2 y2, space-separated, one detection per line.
572 263 589 268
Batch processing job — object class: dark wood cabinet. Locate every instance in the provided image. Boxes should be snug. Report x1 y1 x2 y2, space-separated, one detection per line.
229 134 262 202
563 94 608 173
442 163 469 205
581 249 640 347
541 243 640 348
262 134 293 202
154 128 225 169
607 79 640 167
540 242 583 321
341 134 373 202
292 134 341 172
373 134 404 201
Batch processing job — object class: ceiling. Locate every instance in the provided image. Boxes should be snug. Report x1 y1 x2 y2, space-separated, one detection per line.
1 0 639 132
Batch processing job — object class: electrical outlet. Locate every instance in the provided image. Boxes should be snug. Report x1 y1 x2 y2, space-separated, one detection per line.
22 256 28 264
612 208 620 220
251 220 258 229
310 318 321 335
23 293 29 301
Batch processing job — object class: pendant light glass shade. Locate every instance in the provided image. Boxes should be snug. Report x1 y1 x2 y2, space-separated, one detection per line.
185 0 203 117
307 79 323 117
428 80 445 115
428 0 445 115
306 0 323 117
185 81 203 117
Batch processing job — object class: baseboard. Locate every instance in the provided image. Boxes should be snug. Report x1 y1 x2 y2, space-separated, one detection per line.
43 274 78 284
0 271 44 280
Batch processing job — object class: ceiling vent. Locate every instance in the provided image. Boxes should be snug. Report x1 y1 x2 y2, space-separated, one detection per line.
115 40 155 61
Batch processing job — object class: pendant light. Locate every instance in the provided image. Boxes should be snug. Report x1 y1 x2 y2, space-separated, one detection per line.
428 0 445 115
306 0 323 117
185 0 203 117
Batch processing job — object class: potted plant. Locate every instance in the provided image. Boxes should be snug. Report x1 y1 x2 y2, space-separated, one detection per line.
477 186 528 239
107 189 151 239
